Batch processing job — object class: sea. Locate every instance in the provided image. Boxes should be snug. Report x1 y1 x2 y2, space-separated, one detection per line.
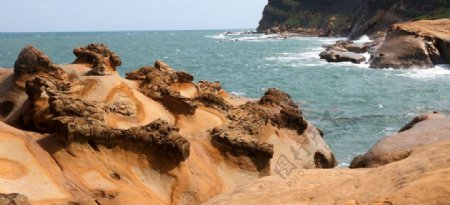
1 30 450 166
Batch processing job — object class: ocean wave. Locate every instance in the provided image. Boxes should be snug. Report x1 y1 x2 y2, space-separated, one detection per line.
205 31 277 42
394 64 450 79
228 34 281 42
353 35 371 44
265 51 321 62
230 91 246 96
205 33 226 39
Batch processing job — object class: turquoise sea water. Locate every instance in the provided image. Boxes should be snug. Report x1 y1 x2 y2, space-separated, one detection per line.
1 31 450 165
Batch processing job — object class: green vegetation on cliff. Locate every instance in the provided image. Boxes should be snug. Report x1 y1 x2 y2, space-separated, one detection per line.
258 0 450 38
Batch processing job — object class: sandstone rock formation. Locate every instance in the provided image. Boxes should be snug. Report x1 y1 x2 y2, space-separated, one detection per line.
350 112 450 168
204 114 450 205
370 19 450 69
258 0 450 38
73 44 122 75
0 45 336 205
0 46 66 127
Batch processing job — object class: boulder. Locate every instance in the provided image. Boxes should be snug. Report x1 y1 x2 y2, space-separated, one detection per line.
320 50 366 64
350 112 450 168
324 40 368 53
370 19 450 69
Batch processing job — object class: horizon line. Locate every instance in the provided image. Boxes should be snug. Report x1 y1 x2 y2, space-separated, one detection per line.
0 27 258 34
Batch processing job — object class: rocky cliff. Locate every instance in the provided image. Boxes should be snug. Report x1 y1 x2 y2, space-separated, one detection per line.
258 0 450 38
0 45 336 205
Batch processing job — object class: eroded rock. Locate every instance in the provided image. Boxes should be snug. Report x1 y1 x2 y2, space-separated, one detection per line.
370 19 450 69
0 45 337 205
204 139 450 205
73 44 122 75
125 64 197 115
14 46 66 79
350 112 450 168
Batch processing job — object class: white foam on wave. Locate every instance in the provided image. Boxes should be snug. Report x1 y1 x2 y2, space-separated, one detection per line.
395 64 450 79
362 52 371 63
337 162 350 167
230 91 246 96
229 34 281 42
265 51 321 63
205 31 278 42
353 35 372 44
205 33 226 39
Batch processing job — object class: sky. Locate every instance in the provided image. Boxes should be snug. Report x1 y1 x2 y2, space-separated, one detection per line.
0 0 268 32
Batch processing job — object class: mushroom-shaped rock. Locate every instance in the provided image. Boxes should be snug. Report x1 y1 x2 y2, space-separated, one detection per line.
73 43 122 75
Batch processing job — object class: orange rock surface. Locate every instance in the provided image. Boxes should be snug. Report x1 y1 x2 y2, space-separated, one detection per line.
0 44 335 205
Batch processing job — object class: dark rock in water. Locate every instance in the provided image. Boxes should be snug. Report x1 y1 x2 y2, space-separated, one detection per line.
73 43 122 75
324 40 368 54
350 112 450 168
0 193 30 205
320 50 366 64
342 42 367 53
370 19 450 69
320 40 368 64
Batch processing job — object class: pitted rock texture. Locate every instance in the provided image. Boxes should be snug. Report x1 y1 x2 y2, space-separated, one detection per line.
125 64 198 115
0 45 336 205
13 46 66 79
73 43 122 75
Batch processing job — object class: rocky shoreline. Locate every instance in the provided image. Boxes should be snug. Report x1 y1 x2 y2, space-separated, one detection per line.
0 44 336 204
0 42 449 204
258 0 450 39
320 19 450 69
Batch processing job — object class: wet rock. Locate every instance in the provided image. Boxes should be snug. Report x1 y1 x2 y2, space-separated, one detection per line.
320 50 366 64
324 40 368 53
73 44 122 75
